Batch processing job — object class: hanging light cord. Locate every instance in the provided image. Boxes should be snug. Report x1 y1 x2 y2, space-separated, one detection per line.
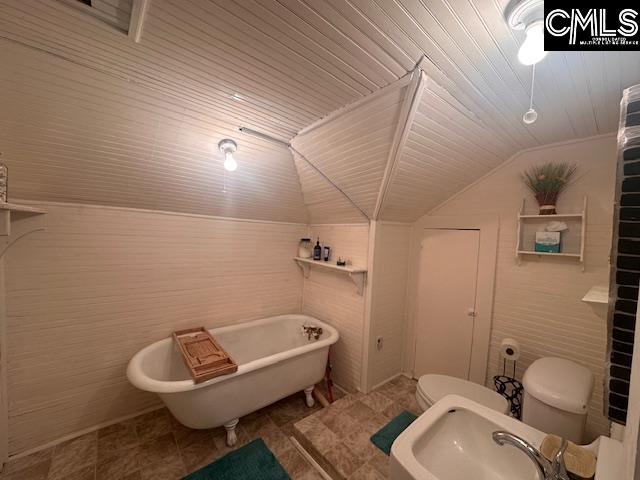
529 63 536 111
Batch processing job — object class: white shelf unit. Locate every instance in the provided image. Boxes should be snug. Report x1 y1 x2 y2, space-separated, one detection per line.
0 202 46 236
515 196 587 270
294 257 367 295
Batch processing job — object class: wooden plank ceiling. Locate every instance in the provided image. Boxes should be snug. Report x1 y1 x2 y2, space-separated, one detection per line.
0 0 639 222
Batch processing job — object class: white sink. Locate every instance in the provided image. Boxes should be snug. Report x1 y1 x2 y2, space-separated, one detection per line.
390 395 545 480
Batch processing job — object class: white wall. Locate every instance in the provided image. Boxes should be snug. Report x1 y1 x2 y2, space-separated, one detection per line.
367 223 411 388
4 202 306 455
412 134 617 439
301 224 369 392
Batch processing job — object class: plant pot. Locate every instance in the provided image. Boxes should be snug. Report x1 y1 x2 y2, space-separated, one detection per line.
536 192 558 215
539 205 557 215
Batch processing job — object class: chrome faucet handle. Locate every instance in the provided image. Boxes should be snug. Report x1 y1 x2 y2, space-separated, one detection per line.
551 438 570 480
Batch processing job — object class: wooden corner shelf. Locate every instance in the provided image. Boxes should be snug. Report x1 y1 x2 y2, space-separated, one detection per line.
294 257 367 295
515 196 587 271
0 202 46 236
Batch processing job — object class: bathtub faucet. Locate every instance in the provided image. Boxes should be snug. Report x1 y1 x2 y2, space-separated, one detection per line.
302 325 323 341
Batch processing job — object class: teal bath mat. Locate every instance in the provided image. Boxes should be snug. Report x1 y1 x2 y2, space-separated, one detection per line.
183 438 290 480
370 411 417 456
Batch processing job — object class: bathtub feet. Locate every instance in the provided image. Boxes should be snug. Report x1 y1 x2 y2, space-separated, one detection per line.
223 419 239 447
304 386 315 408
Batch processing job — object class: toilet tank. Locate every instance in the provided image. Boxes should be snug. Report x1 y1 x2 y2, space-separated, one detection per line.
522 357 594 443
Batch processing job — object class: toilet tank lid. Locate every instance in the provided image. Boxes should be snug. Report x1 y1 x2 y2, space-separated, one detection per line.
523 357 594 414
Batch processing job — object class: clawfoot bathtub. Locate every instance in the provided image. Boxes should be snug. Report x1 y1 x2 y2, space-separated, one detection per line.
126 314 338 446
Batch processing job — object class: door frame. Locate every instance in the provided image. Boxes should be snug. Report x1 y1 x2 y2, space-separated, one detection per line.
403 215 499 385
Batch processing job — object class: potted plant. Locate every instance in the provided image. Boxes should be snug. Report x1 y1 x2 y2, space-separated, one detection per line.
521 162 576 215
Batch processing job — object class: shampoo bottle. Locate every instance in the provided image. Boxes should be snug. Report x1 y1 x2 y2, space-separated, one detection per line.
313 238 322 260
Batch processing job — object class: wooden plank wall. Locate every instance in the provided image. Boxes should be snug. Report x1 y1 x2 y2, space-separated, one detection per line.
4 202 306 455
368 223 411 388
301 224 369 392
422 135 617 439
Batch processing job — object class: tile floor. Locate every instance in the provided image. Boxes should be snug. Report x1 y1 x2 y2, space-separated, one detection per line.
0 386 346 480
0 378 416 480
293 375 419 480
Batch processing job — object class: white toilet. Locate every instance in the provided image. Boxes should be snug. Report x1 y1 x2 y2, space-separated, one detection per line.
416 374 509 414
522 357 594 443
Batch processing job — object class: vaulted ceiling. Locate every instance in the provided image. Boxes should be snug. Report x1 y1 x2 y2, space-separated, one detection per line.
1 0 639 223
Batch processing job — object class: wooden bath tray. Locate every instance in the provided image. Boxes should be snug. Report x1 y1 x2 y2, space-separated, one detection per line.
172 327 238 383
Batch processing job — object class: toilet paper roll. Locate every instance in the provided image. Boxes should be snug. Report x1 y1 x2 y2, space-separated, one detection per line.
500 338 521 362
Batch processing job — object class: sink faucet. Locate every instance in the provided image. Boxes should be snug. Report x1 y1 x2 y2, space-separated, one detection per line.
492 431 569 480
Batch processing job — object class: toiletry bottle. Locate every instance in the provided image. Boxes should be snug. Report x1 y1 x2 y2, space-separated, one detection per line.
313 238 322 260
323 246 331 262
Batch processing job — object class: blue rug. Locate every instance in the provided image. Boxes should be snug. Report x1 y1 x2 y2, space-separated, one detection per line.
370 411 417 455
183 438 290 480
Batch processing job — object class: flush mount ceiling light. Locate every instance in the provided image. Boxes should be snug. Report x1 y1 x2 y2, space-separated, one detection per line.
218 139 238 172
504 0 547 65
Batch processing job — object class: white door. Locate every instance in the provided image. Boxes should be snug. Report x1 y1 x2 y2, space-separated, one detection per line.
414 229 480 380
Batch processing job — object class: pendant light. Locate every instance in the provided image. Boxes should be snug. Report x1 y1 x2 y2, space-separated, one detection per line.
218 139 238 172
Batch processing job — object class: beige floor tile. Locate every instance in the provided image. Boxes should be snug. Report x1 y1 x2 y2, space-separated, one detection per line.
137 433 179 469
134 410 172 443
321 410 359 439
0 460 50 480
360 392 394 414
59 465 96 480
294 412 323 434
138 457 185 480
343 429 378 462
344 401 376 423
367 449 389 478
96 447 139 479
305 423 341 455
277 448 314 479
172 427 214 450
1 448 53 476
211 427 251 459
296 468 325 480
242 413 277 438
324 443 365 478
349 462 386 480
179 441 218 473
49 432 97 480
261 427 295 458
97 424 138 461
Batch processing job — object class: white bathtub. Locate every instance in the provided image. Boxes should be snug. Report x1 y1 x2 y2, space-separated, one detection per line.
126 314 338 446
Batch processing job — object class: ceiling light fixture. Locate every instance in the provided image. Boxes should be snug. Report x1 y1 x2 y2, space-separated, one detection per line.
218 139 238 172
504 0 548 65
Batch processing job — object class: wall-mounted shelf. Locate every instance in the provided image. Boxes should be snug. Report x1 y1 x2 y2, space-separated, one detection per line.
582 285 609 305
582 284 610 317
294 257 367 296
0 202 46 236
515 196 587 271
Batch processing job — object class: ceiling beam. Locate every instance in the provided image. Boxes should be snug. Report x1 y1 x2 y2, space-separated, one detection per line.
372 67 427 220
129 0 150 43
